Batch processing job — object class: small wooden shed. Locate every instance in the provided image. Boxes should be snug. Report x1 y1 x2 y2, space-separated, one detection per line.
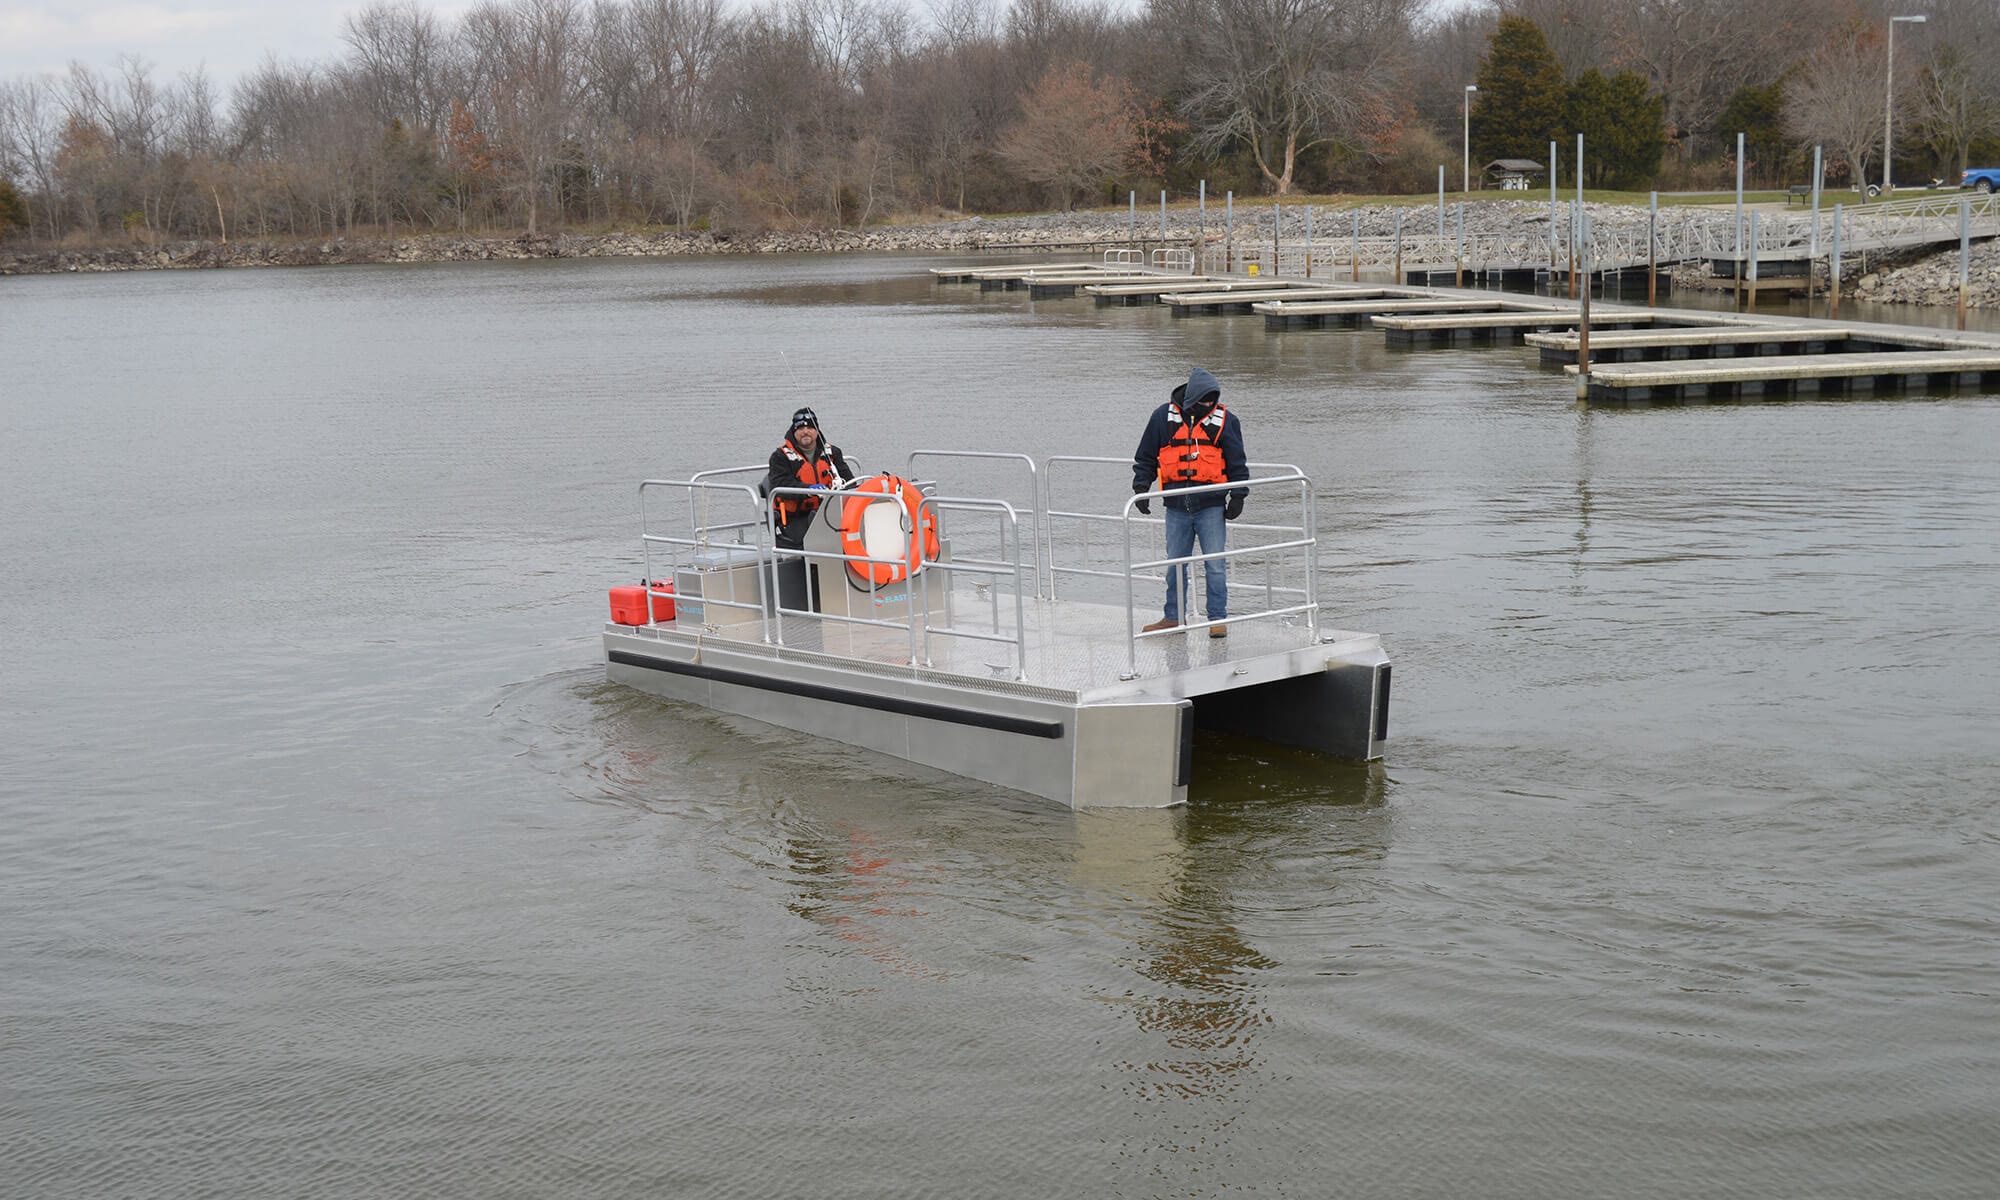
1483 159 1545 190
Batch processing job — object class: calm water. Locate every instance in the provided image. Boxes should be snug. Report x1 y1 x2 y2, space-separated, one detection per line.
4 256 1998 1199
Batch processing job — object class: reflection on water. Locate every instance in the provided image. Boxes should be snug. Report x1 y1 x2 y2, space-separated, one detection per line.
783 825 955 986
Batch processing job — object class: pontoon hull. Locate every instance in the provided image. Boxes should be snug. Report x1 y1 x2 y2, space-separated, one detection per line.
604 621 1388 808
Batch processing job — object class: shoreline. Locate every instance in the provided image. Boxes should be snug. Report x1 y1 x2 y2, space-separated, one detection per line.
5 205 1995 310
0 226 1027 275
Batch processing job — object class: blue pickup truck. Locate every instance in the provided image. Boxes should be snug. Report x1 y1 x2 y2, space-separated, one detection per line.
1963 167 2000 193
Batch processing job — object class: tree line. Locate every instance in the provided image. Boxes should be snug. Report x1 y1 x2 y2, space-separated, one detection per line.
1 0 1996 247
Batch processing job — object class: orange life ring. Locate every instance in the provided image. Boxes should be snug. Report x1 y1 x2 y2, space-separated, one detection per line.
838 473 940 590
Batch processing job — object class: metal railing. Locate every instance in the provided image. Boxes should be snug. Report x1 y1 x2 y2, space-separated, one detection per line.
765 483 941 667
912 495 1029 678
1118 473 1317 676
639 478 772 632
907 450 1040 598
1190 191 2000 283
633 453 1328 685
1040 456 1318 675
684 464 769 540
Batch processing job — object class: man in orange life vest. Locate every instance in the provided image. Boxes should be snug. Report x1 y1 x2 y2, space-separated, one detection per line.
1132 367 1248 638
768 406 854 549
767 407 854 611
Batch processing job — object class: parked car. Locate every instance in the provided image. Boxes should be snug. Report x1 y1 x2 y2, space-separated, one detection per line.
1962 167 2000 193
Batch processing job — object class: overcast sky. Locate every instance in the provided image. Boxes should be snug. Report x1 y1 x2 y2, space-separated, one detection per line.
1 1 461 86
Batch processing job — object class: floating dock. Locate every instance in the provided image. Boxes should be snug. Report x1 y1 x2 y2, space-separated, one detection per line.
1020 273 1204 298
1158 286 1377 314
605 454 1388 808
1255 297 1543 329
1086 279 1335 304
1572 349 2000 403
931 251 2000 403
930 261 1100 283
1371 309 1688 346
1526 327 1858 365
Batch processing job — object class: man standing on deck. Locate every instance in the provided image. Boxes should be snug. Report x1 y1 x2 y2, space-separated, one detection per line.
1132 367 1248 638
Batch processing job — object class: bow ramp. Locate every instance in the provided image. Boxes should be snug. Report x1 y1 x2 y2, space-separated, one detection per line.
603 452 1389 808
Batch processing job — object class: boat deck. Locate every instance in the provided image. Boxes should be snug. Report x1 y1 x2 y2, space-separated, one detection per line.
611 586 1377 705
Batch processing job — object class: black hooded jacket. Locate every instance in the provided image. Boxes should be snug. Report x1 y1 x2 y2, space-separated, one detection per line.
767 415 853 544
1132 368 1248 511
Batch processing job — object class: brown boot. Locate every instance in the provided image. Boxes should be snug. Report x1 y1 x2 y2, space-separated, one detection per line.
1208 623 1227 638
1142 617 1180 633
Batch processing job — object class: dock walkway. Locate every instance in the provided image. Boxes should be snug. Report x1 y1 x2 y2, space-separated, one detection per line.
1371 310 1689 345
1574 350 2000 403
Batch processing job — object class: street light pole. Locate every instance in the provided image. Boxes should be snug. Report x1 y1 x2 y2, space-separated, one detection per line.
1885 14 1926 196
1463 85 1477 194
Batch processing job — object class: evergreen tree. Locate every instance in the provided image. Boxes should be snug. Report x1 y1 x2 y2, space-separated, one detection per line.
1716 82 1790 188
1570 70 1667 190
0 176 28 241
1471 16 1569 180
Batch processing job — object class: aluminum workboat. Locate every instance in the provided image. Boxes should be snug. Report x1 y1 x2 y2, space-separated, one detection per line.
603 452 1389 807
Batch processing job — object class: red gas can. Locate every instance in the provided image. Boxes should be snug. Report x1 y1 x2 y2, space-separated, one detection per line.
609 581 675 625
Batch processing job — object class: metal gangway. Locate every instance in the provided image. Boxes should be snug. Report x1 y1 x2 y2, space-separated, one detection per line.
1186 191 2000 282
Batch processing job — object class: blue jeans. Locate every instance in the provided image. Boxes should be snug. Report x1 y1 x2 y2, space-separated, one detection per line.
1162 503 1227 623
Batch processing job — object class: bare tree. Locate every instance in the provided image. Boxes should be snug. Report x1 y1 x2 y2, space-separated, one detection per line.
632 0 730 227
1149 0 1418 195
1493 0 1616 78
997 62 1136 208
1782 19 1887 190
342 2 454 137
464 0 588 233
1608 0 1821 162
0 76 68 239
1406 5 1497 138
1913 0 2000 177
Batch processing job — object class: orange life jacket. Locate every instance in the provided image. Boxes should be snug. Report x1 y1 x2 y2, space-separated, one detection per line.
774 442 839 520
1158 402 1230 489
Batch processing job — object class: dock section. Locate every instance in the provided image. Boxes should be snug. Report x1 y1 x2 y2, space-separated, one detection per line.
1372 309 1701 346
1526 327 1870 366
1575 350 2000 403
931 261 1099 283
1529 325 1995 366
1086 279 1341 305
930 256 2000 405
1159 286 1381 315
1020 273 1204 298
1255 297 1546 329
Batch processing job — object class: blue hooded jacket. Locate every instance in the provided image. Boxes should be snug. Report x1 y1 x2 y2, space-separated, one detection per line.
1132 367 1248 511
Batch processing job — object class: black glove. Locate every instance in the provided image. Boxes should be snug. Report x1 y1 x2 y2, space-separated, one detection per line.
1224 494 1244 521
1134 496 1151 515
